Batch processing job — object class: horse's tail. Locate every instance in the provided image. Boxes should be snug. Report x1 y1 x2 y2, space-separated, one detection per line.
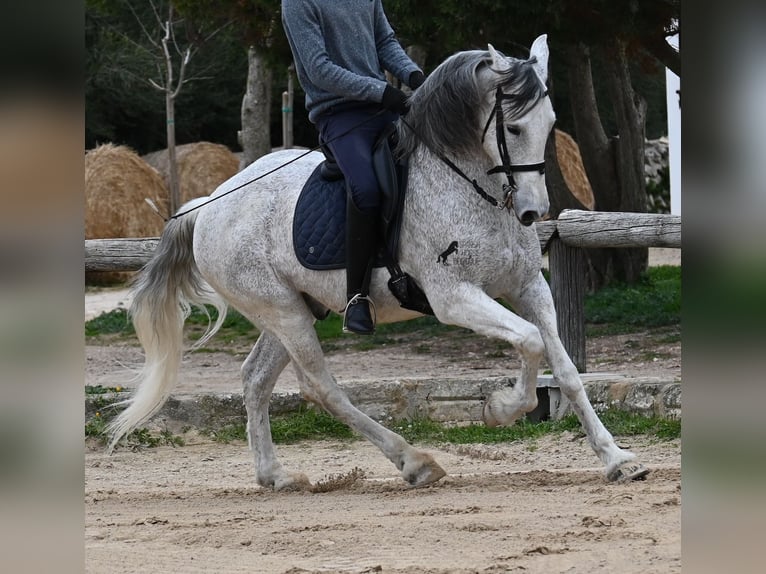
106 199 227 452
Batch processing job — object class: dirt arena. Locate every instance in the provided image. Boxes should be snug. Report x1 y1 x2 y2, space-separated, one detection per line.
85 432 680 573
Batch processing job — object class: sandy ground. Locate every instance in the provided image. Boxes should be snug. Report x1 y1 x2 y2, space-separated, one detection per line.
85 248 681 573
85 434 681 574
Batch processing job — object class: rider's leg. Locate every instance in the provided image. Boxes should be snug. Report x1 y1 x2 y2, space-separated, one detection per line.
317 105 397 334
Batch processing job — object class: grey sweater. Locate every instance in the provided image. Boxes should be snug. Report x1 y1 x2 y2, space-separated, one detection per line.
281 0 421 123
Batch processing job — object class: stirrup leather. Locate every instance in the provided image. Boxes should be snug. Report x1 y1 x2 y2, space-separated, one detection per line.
342 294 377 333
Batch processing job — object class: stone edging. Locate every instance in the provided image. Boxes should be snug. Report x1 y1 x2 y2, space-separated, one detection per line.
86 375 680 431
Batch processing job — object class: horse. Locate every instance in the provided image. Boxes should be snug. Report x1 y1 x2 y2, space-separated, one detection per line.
107 35 648 488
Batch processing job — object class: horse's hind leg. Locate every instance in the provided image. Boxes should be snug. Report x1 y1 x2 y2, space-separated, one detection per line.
242 330 311 490
508 273 648 482
269 303 446 487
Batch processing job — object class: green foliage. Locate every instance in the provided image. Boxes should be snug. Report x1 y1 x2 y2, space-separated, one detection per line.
201 407 679 446
597 409 681 440
85 412 185 448
184 306 256 342
205 406 356 444
271 406 356 443
392 409 679 444
314 312 464 351
85 384 126 395
85 304 257 344
585 265 681 331
85 309 134 337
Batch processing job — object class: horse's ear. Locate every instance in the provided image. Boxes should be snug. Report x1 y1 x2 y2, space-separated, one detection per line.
529 34 549 85
487 43 510 73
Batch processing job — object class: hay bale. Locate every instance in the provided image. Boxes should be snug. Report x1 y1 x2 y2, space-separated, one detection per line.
142 142 239 204
85 143 168 239
85 143 168 285
555 129 595 210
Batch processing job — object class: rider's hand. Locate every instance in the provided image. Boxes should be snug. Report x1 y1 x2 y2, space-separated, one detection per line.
382 85 410 115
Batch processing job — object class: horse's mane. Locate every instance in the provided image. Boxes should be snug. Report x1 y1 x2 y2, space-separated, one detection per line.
397 49 547 158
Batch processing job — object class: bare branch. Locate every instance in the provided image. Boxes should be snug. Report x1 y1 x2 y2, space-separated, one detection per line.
148 78 165 91
123 0 160 50
147 0 162 28
171 48 192 99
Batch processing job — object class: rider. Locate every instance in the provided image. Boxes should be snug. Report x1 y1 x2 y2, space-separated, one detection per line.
281 0 425 335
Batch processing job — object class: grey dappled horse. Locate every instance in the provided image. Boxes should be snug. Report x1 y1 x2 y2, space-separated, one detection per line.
108 35 648 488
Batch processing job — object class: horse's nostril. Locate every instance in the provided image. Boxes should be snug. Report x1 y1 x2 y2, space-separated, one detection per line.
520 211 537 226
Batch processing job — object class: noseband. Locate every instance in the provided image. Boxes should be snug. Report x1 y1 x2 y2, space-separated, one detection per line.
481 87 547 210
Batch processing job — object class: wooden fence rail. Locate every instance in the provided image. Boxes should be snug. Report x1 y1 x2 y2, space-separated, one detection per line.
85 210 681 371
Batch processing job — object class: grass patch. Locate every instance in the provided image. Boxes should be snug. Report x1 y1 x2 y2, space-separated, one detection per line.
85 309 134 338
85 384 126 395
85 413 185 449
314 312 464 351
203 405 357 444
200 407 679 446
387 409 680 443
585 266 680 335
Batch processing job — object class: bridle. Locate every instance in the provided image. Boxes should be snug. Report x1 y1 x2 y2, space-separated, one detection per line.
480 86 547 210
402 85 547 214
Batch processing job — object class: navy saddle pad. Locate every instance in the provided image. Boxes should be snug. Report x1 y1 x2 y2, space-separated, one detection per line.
292 164 349 270
293 164 396 271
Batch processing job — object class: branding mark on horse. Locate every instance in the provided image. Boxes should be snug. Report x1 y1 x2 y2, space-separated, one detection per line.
437 241 459 265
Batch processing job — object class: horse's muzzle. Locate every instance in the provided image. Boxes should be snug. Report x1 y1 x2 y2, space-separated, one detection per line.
518 210 540 226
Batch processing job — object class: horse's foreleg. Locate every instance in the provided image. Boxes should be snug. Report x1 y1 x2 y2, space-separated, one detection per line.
511 273 649 482
242 331 311 491
430 283 544 427
271 308 446 487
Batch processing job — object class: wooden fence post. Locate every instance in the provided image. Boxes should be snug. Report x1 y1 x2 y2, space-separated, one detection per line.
548 236 587 373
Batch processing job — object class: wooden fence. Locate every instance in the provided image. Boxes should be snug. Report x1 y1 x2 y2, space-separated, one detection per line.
85 210 681 371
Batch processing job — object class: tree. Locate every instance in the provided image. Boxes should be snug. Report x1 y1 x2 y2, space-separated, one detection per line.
138 2 191 214
86 0 247 155
175 0 290 168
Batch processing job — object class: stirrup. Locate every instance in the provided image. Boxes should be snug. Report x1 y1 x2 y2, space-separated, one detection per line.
342 294 377 334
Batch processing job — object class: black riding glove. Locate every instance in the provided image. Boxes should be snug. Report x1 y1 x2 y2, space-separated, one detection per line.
408 71 425 90
382 85 410 115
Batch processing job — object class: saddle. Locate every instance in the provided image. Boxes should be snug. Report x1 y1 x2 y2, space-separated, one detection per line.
293 124 433 316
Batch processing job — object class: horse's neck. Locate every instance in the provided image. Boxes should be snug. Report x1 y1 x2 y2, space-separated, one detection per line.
410 146 502 212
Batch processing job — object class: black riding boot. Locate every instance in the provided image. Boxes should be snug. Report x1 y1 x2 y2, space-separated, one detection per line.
343 198 378 335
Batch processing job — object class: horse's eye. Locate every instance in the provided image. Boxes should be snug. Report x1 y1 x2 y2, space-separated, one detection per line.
506 126 521 136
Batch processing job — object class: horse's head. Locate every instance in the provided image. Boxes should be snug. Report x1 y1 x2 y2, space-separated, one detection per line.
481 35 555 226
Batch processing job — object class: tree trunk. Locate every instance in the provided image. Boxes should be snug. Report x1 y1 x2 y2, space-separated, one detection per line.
239 46 272 170
563 42 649 288
564 43 619 212
165 90 180 216
601 40 649 283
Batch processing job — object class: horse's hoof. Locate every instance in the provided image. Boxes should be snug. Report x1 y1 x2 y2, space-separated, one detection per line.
607 461 650 483
273 472 313 492
403 454 447 487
